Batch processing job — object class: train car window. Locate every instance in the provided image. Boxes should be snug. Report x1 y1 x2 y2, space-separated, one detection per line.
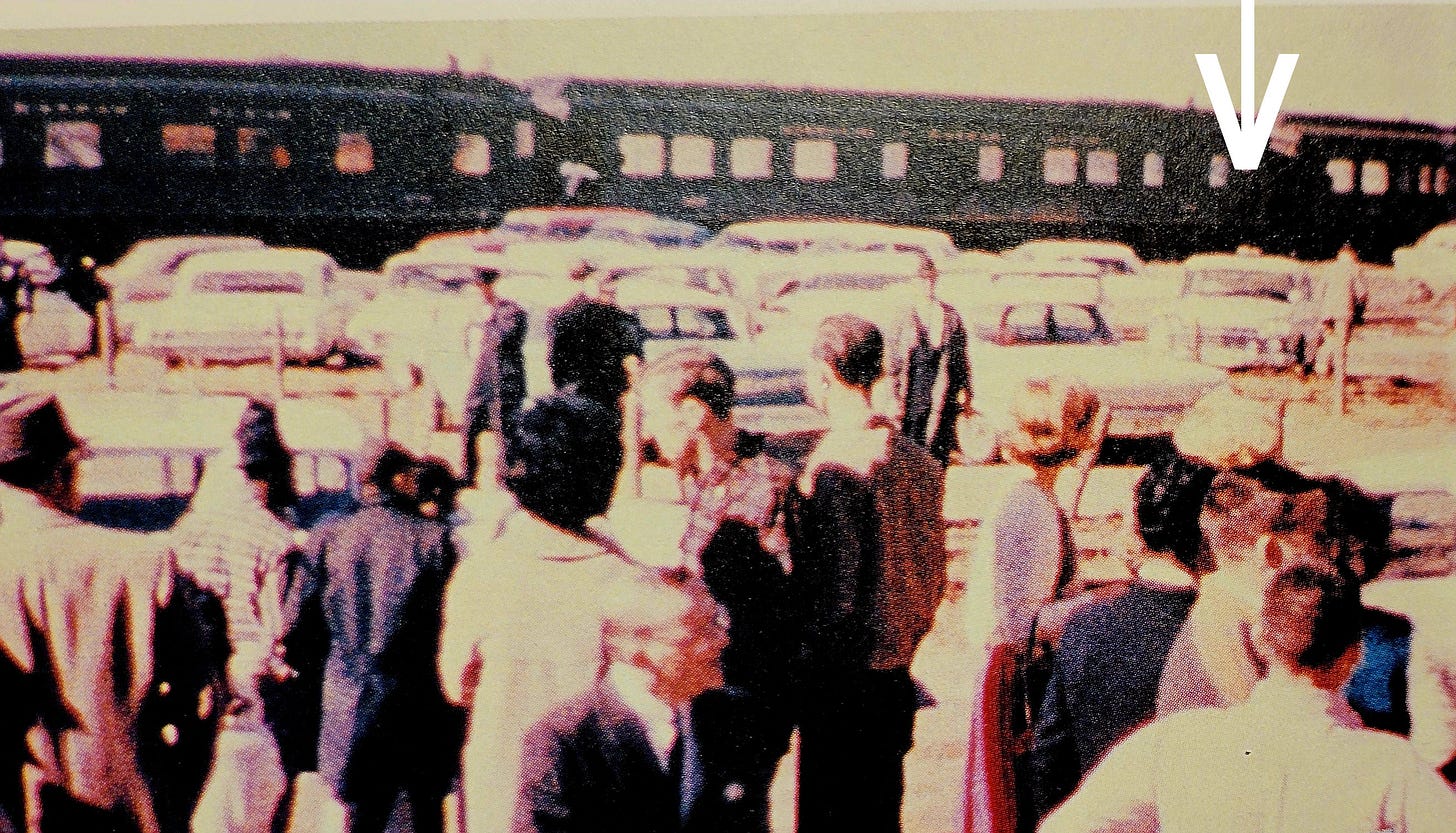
44 121 103 169
670 135 715 179
881 142 909 180
238 128 291 169
619 133 665 178
1085 150 1118 186
978 145 1004 182
793 139 836 181
730 137 773 179
514 121 536 158
1326 158 1355 194
1359 160 1389 195
1143 153 1165 188
1042 148 1078 185
1436 166 1449 195
335 132 374 175
454 134 492 176
1208 155 1231 188
161 124 217 163
1418 165 1433 194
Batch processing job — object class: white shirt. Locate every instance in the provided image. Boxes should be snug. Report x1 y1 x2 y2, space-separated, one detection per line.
607 662 679 769
1366 575 1456 769
1041 672 1456 833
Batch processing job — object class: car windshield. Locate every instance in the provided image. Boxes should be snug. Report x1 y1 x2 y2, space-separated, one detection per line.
192 270 307 294
542 221 593 241
980 303 1114 345
634 306 733 340
1186 268 1298 301
392 264 474 290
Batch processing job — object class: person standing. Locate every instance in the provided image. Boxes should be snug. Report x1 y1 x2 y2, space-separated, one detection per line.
0 392 170 833
787 314 947 833
440 391 643 833
1041 564 1456 833
461 267 527 487
887 255 972 466
546 262 645 416
515 571 773 833
0 240 30 373
316 443 464 833
636 347 798 787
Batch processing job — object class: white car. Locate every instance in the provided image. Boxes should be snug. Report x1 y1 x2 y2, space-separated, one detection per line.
757 252 924 338
101 236 268 342
1002 239 1183 334
130 248 371 364
1151 250 1324 370
960 278 1226 442
1391 222 1456 302
707 218 963 270
614 278 807 407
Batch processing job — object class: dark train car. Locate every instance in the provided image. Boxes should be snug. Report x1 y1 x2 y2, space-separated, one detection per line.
0 56 563 267
1258 115 1455 263
560 80 1257 259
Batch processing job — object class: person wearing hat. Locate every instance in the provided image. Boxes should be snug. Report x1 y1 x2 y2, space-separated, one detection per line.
461 266 527 486
546 260 645 418
0 392 170 833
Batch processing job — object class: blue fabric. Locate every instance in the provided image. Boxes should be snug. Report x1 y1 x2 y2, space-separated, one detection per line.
1344 608 1412 736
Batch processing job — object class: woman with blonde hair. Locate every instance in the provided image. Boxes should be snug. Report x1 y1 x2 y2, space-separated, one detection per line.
987 376 1101 647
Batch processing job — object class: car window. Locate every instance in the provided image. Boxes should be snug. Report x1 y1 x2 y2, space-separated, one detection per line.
1187 268 1296 301
1049 304 1111 343
636 306 676 338
1003 304 1051 342
677 308 733 339
393 264 474 289
192 270 306 294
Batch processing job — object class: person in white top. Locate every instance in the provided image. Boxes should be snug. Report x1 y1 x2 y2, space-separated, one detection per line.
1040 563 1456 833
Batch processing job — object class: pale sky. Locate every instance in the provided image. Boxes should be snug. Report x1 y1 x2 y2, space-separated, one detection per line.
0 1 1450 123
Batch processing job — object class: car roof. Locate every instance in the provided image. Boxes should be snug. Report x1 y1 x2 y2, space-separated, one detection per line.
613 278 736 310
1183 252 1308 273
127 235 266 253
1006 239 1140 261
982 275 1104 306
714 218 954 249
500 206 655 226
383 248 512 272
177 248 336 274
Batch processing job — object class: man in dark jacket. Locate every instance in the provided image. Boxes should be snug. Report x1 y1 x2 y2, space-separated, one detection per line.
515 571 774 833
462 267 527 486
547 262 644 416
315 444 464 833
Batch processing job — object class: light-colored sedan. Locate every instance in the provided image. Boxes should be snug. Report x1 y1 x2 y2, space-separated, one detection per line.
1391 222 1456 300
130 248 372 364
1150 250 1324 370
101 235 268 343
960 278 1226 442
757 251 924 339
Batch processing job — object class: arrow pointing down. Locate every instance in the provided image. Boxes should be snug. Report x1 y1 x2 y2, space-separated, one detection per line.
1196 0 1299 170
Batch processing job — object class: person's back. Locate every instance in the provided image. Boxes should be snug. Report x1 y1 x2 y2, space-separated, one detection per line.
1043 564 1456 833
548 294 643 411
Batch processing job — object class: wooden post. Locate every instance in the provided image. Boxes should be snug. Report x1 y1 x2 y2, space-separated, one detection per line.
97 298 117 389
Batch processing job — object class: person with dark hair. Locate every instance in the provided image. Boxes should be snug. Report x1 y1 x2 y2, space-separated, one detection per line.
1041 565 1456 833
313 442 464 833
440 391 647 833
514 571 773 833
461 267 527 487
636 347 797 801
546 262 645 415
0 392 170 833
1156 462 1337 716
787 314 947 833
886 255 973 467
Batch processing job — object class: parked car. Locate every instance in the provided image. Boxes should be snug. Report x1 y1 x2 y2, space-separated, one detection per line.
129 248 372 364
757 252 924 338
959 277 1225 443
707 218 963 270
1150 249 1323 370
1391 222 1456 297
614 278 807 406
101 236 268 342
1002 238 1184 336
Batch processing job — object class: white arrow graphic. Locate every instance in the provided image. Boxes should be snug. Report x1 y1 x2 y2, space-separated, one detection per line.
1196 0 1299 170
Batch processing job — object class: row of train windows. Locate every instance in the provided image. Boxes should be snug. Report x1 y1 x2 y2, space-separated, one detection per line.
0 120 537 173
620 132 1456 196
1325 158 1449 196
618 133 1223 188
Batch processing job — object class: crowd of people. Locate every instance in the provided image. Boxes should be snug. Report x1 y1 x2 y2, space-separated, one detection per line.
0 256 1453 833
